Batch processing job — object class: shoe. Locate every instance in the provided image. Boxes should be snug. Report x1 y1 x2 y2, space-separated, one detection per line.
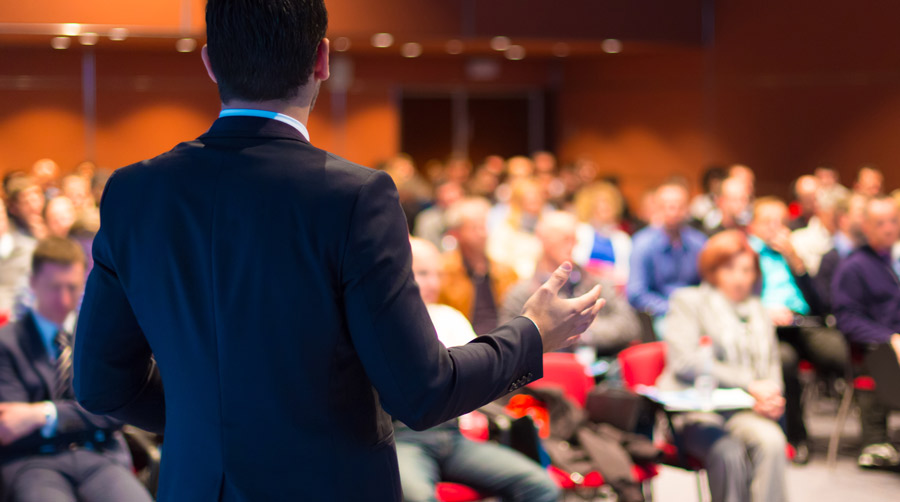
790 441 810 465
858 443 900 469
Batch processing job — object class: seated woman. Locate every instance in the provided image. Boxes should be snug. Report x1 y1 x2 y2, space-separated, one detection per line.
657 230 787 502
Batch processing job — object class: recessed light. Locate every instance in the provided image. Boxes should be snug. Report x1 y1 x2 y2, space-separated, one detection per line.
602 39 622 54
79 32 99 46
505 45 526 61
401 42 423 58
176 38 197 53
109 28 129 41
371 33 394 48
446 39 464 55
490 36 511 52
61 23 81 37
50 37 71 50
333 37 351 52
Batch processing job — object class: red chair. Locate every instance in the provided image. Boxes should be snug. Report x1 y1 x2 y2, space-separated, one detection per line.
529 352 594 407
435 483 488 502
531 352 660 498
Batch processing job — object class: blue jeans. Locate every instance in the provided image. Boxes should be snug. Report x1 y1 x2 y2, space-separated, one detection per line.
395 426 559 502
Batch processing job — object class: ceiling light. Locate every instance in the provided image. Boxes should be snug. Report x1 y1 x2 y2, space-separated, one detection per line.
50 36 71 50
490 36 511 52
505 45 526 61
79 32 99 46
109 28 129 41
333 37 351 52
446 39 464 55
61 23 81 36
601 39 622 54
176 38 197 53
371 33 394 48
401 42 422 58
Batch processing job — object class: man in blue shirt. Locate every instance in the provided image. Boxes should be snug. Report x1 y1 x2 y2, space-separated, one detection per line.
747 197 848 464
627 181 707 331
0 237 151 501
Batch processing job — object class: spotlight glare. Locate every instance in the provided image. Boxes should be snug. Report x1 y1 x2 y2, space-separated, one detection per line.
401 42 423 58
505 45 526 61
601 39 623 54
50 36 71 50
79 32 99 46
490 36 511 52
371 33 394 48
333 37 351 52
61 23 81 36
109 28 129 41
445 39 464 55
176 38 197 53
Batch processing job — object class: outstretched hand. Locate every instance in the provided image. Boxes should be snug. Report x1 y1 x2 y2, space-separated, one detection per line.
521 262 606 353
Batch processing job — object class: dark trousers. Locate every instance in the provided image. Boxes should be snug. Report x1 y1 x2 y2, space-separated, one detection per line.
1 448 152 502
778 326 849 443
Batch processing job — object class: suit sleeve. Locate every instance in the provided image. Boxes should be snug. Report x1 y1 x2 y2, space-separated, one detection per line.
73 173 166 434
626 237 669 317
341 171 543 431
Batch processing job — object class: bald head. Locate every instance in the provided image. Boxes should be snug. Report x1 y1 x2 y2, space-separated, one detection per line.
536 211 578 270
410 237 443 304
794 175 819 214
718 177 751 221
862 196 899 252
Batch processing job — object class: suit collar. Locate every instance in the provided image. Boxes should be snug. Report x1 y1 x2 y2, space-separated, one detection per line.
200 116 311 144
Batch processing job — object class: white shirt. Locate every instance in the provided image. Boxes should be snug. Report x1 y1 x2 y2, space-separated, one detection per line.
426 304 477 348
218 109 310 142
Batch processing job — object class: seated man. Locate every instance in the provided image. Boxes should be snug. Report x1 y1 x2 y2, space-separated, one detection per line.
833 195 900 469
747 197 848 463
0 198 35 320
395 237 559 502
0 237 152 501
440 197 518 334
627 182 707 332
502 212 641 358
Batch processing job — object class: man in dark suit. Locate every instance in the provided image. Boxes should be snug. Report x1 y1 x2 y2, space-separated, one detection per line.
72 1 604 501
0 237 151 501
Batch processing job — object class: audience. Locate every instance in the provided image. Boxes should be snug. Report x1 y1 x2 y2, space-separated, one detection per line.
439 197 518 334
0 237 152 501
659 230 787 502
788 175 819 231
0 198 34 319
854 166 884 197
697 176 753 236
500 212 641 358
2 150 898 497
572 181 632 286
747 197 848 462
627 182 707 331
413 180 465 250
487 178 546 279
5 176 47 242
832 195 900 469
394 237 560 502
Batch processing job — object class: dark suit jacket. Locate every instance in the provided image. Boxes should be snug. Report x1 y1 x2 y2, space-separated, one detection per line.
73 116 544 501
0 312 129 471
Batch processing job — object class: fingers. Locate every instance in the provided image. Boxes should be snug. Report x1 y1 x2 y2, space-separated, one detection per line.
569 284 601 313
542 262 573 295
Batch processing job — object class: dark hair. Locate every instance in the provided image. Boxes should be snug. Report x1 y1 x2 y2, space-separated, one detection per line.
32 237 86 276
700 165 727 193
206 0 328 103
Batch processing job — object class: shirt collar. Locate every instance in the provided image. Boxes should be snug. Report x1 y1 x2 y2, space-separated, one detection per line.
218 108 310 142
29 309 60 358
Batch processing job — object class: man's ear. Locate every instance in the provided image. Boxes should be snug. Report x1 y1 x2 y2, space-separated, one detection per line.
314 38 330 82
200 45 218 84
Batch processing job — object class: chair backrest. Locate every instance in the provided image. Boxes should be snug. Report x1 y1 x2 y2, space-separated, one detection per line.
529 352 594 407
617 342 667 390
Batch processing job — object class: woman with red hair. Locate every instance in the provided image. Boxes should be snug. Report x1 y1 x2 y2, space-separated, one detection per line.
657 230 787 502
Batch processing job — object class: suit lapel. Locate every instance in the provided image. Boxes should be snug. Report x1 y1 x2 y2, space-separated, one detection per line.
19 312 56 399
